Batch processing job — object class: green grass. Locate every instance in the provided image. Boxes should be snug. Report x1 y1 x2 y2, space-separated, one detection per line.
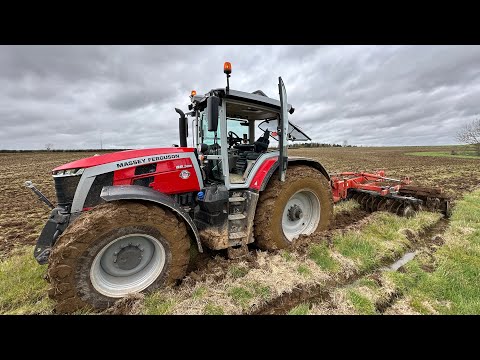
203 303 224 315
356 278 381 290
308 244 340 271
288 303 310 315
228 286 254 308
405 151 480 159
143 293 175 315
247 281 271 301
0 247 53 314
333 211 440 272
191 286 207 299
228 264 249 279
347 290 377 315
280 250 294 262
228 282 270 310
387 189 480 314
334 199 360 214
297 264 312 277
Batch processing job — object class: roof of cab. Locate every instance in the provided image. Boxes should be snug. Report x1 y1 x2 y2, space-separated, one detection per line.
192 88 294 113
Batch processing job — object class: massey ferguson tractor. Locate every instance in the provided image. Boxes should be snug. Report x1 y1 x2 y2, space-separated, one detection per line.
26 62 449 313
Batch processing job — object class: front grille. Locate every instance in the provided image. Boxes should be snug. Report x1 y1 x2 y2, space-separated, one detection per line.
54 175 81 207
84 172 114 208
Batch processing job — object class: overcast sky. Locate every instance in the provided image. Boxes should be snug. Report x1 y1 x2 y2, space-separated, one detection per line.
1 45 479 149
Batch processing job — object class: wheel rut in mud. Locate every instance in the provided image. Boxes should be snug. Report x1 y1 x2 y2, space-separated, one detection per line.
252 214 450 315
181 208 371 288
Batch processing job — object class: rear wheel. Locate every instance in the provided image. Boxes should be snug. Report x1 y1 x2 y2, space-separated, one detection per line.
47 201 190 313
254 165 333 250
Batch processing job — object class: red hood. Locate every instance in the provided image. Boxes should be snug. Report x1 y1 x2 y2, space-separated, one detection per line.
53 147 196 171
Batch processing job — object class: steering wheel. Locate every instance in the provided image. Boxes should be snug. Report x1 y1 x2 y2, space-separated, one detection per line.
228 131 243 147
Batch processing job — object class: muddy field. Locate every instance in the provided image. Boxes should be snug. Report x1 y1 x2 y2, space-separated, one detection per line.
1 146 478 257
1 147 479 315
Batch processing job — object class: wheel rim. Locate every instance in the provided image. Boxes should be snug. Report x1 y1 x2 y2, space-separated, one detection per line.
90 233 166 298
282 190 321 241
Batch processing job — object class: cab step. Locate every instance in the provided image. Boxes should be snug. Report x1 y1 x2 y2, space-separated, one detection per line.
228 213 246 220
229 231 247 239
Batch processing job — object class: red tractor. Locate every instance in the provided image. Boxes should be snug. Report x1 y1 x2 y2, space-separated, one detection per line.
27 63 333 312
27 63 448 312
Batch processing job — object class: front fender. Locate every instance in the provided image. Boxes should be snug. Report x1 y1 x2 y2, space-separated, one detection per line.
100 185 203 253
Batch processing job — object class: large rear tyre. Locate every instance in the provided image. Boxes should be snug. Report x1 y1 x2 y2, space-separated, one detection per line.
47 201 190 313
254 165 333 250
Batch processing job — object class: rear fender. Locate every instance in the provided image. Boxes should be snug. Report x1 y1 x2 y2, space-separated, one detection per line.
100 185 203 252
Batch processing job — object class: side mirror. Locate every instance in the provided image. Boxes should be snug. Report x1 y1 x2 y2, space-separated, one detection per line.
207 96 220 132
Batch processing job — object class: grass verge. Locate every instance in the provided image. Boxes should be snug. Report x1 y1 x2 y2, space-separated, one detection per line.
0 246 53 314
405 151 480 159
386 189 480 314
333 211 440 272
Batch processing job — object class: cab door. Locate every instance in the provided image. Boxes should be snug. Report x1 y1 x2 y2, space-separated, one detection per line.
278 77 289 182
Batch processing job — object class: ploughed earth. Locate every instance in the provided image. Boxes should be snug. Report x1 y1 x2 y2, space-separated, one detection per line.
1 146 479 314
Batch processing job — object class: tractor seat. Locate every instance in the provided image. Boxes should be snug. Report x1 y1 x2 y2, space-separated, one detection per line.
233 143 255 151
254 130 270 153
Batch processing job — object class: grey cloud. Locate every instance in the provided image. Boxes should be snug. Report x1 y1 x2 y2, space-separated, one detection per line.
1 45 480 150
107 87 174 111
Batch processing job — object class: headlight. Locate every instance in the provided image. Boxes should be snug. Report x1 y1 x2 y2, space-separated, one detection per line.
53 168 84 177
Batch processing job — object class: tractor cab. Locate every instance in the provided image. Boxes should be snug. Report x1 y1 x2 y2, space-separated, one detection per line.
178 62 311 189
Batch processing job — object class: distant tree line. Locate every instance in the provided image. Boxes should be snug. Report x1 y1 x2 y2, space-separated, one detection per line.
289 142 357 148
0 149 129 153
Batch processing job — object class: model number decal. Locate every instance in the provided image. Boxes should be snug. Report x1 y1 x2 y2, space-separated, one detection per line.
176 164 193 170
116 154 181 169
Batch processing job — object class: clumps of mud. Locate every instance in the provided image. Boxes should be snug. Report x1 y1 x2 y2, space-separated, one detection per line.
102 293 145 315
183 248 261 286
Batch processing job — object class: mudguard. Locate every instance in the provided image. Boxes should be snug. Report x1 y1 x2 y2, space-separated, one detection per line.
259 157 331 191
100 185 203 252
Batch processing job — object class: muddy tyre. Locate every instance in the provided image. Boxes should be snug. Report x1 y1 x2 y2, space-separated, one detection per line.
254 165 333 250
47 201 190 313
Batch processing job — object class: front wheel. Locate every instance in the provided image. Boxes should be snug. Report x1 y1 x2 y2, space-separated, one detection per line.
254 165 333 250
47 201 190 313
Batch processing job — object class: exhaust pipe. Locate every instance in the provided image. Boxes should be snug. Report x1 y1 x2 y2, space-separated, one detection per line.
175 108 188 147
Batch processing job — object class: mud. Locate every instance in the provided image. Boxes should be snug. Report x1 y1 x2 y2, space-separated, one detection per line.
374 217 450 314
253 215 451 315
198 227 229 250
182 245 261 286
254 165 333 250
101 293 145 315
1 149 478 315
48 201 191 313
2 148 477 258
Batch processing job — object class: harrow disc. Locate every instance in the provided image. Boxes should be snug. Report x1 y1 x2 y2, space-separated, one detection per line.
389 200 403 214
377 198 389 212
360 194 371 209
351 192 361 202
371 197 383 212
356 193 368 207
401 205 415 218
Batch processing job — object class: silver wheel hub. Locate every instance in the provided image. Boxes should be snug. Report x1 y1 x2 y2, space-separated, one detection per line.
282 190 321 242
91 234 166 298
114 246 142 270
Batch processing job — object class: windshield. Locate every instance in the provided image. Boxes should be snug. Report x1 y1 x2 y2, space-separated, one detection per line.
200 112 221 146
258 119 311 142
